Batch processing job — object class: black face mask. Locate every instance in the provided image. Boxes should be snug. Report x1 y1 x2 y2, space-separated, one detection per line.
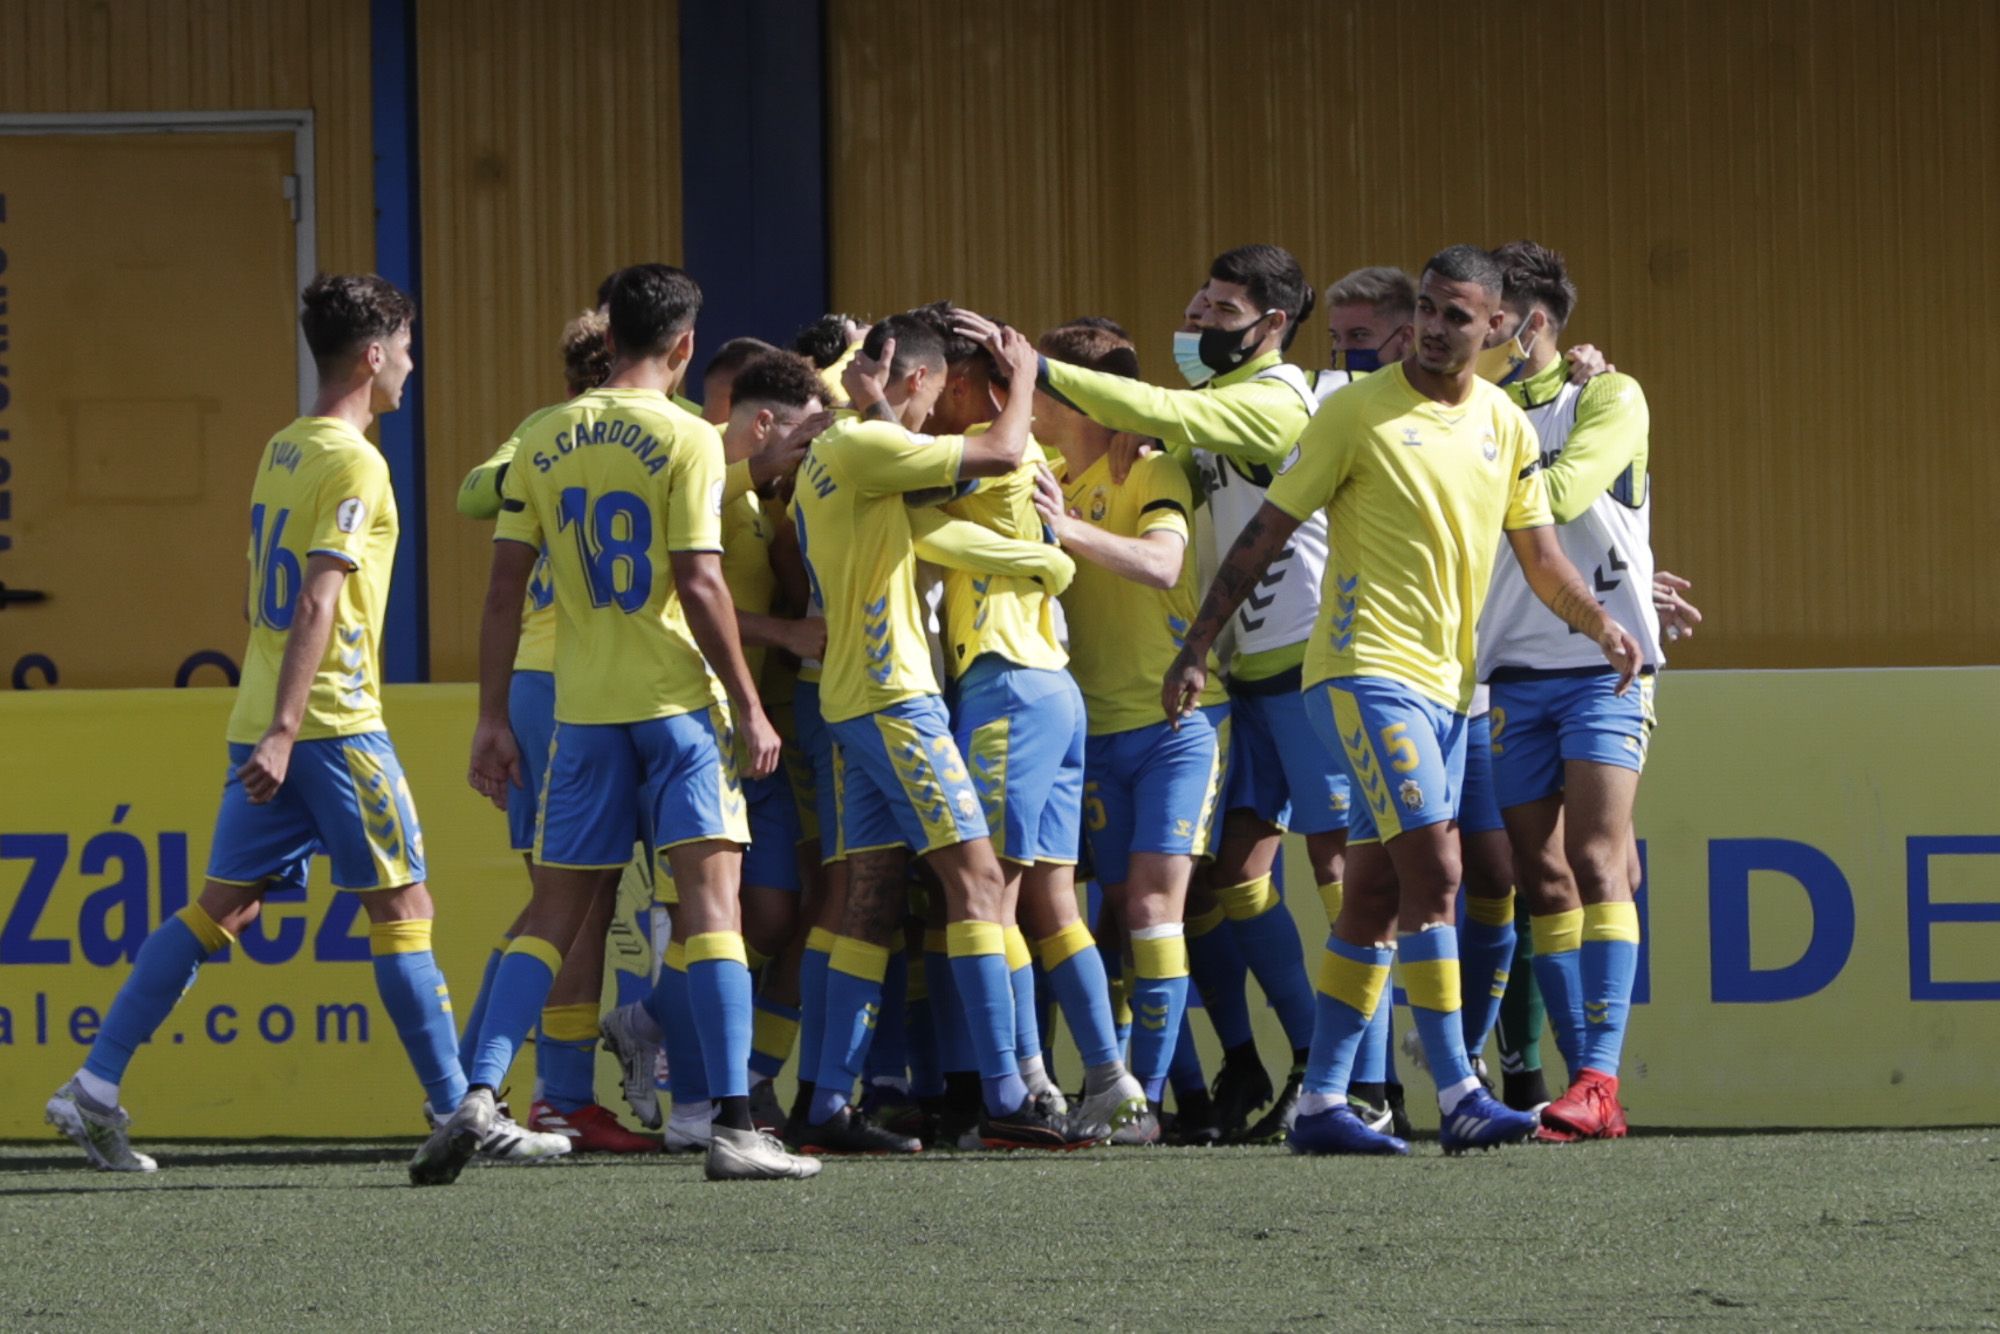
1196 312 1274 376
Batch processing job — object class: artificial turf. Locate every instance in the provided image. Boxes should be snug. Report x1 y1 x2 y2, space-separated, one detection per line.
3 1131 1995 1329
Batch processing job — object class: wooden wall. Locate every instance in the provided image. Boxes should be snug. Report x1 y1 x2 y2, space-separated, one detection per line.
0 0 374 274
415 0 685 682
827 0 2000 669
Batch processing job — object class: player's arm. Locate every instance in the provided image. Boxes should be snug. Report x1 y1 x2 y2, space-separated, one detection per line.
953 325 1052 478
238 554 350 803
1037 357 1303 468
1162 501 1301 722
737 610 827 661
1542 375 1649 523
1043 506 1185 590
456 436 520 520
1507 525 1642 692
724 408 836 504
910 504 1076 595
468 539 536 809
1654 568 1703 641
675 551 781 778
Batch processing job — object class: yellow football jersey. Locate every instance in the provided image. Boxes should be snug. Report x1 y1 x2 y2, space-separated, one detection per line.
227 417 399 745
494 387 727 725
937 432 1066 678
719 488 778 685
1058 451 1227 735
792 416 965 724
1266 363 1552 711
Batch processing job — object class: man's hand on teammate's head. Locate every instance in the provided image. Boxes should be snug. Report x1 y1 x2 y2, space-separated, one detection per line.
1654 569 1703 642
467 717 523 811
1565 343 1615 383
993 324 1040 385
843 338 895 410
948 308 1005 356
1107 432 1157 484
237 731 296 805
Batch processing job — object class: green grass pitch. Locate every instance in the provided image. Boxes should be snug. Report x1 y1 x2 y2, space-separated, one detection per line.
4 1132 1996 1329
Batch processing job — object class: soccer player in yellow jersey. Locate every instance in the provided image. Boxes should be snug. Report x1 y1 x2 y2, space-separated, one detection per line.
1013 248 1329 1141
46 276 481 1185
1165 246 1640 1158
1475 241 1664 1142
617 349 832 1152
466 264 814 1182
791 311 1096 1152
1031 320 1232 1139
452 309 656 1156
919 308 1149 1139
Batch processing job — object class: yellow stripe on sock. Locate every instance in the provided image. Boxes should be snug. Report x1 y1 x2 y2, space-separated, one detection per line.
1533 908 1585 956
1400 958 1463 1013
540 1002 599 1043
1583 900 1641 944
745 944 772 971
1110 975 1132 1026
829 934 891 981
1002 925 1034 972
1185 904 1226 938
1318 880 1343 923
946 920 1006 959
1131 932 1189 980
1467 890 1516 927
906 955 929 1002
751 1008 799 1060
687 930 749 968
805 926 837 956
1218 874 1279 921
1037 921 1096 970
503 934 564 975
369 918 433 956
178 903 235 954
1315 949 1389 1017
665 940 688 972
923 928 949 955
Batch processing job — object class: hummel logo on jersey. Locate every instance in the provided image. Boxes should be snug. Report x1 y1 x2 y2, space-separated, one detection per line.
1400 427 1423 448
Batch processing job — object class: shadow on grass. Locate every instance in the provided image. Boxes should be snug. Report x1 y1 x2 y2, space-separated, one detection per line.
0 1145 412 1173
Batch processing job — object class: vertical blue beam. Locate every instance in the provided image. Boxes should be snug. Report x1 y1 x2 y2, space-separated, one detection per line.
678 0 830 381
370 0 429 681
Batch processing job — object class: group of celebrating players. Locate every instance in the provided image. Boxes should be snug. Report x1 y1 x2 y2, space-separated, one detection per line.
46 236 1698 1186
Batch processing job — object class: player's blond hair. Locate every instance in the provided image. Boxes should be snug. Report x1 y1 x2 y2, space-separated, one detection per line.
560 309 612 396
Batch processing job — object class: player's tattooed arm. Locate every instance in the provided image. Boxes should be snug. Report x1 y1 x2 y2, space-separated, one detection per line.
1505 524 1643 694
1161 501 1301 725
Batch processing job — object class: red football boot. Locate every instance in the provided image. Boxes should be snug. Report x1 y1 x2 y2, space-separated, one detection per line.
529 1100 662 1153
1535 1069 1629 1143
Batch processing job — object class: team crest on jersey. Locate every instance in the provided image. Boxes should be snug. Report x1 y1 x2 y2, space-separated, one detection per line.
336 497 367 533
955 789 979 819
1088 486 1109 521
1398 779 1424 810
1480 430 1498 462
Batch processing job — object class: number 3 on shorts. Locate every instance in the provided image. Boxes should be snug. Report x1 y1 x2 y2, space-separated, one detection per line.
1380 722 1421 774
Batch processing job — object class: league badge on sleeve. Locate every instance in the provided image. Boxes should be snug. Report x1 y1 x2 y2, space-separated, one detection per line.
336 497 367 533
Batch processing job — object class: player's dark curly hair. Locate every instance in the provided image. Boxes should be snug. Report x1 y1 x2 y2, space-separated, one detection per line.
861 311 948 379
299 274 414 372
791 312 863 369
1492 240 1579 330
728 350 825 411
